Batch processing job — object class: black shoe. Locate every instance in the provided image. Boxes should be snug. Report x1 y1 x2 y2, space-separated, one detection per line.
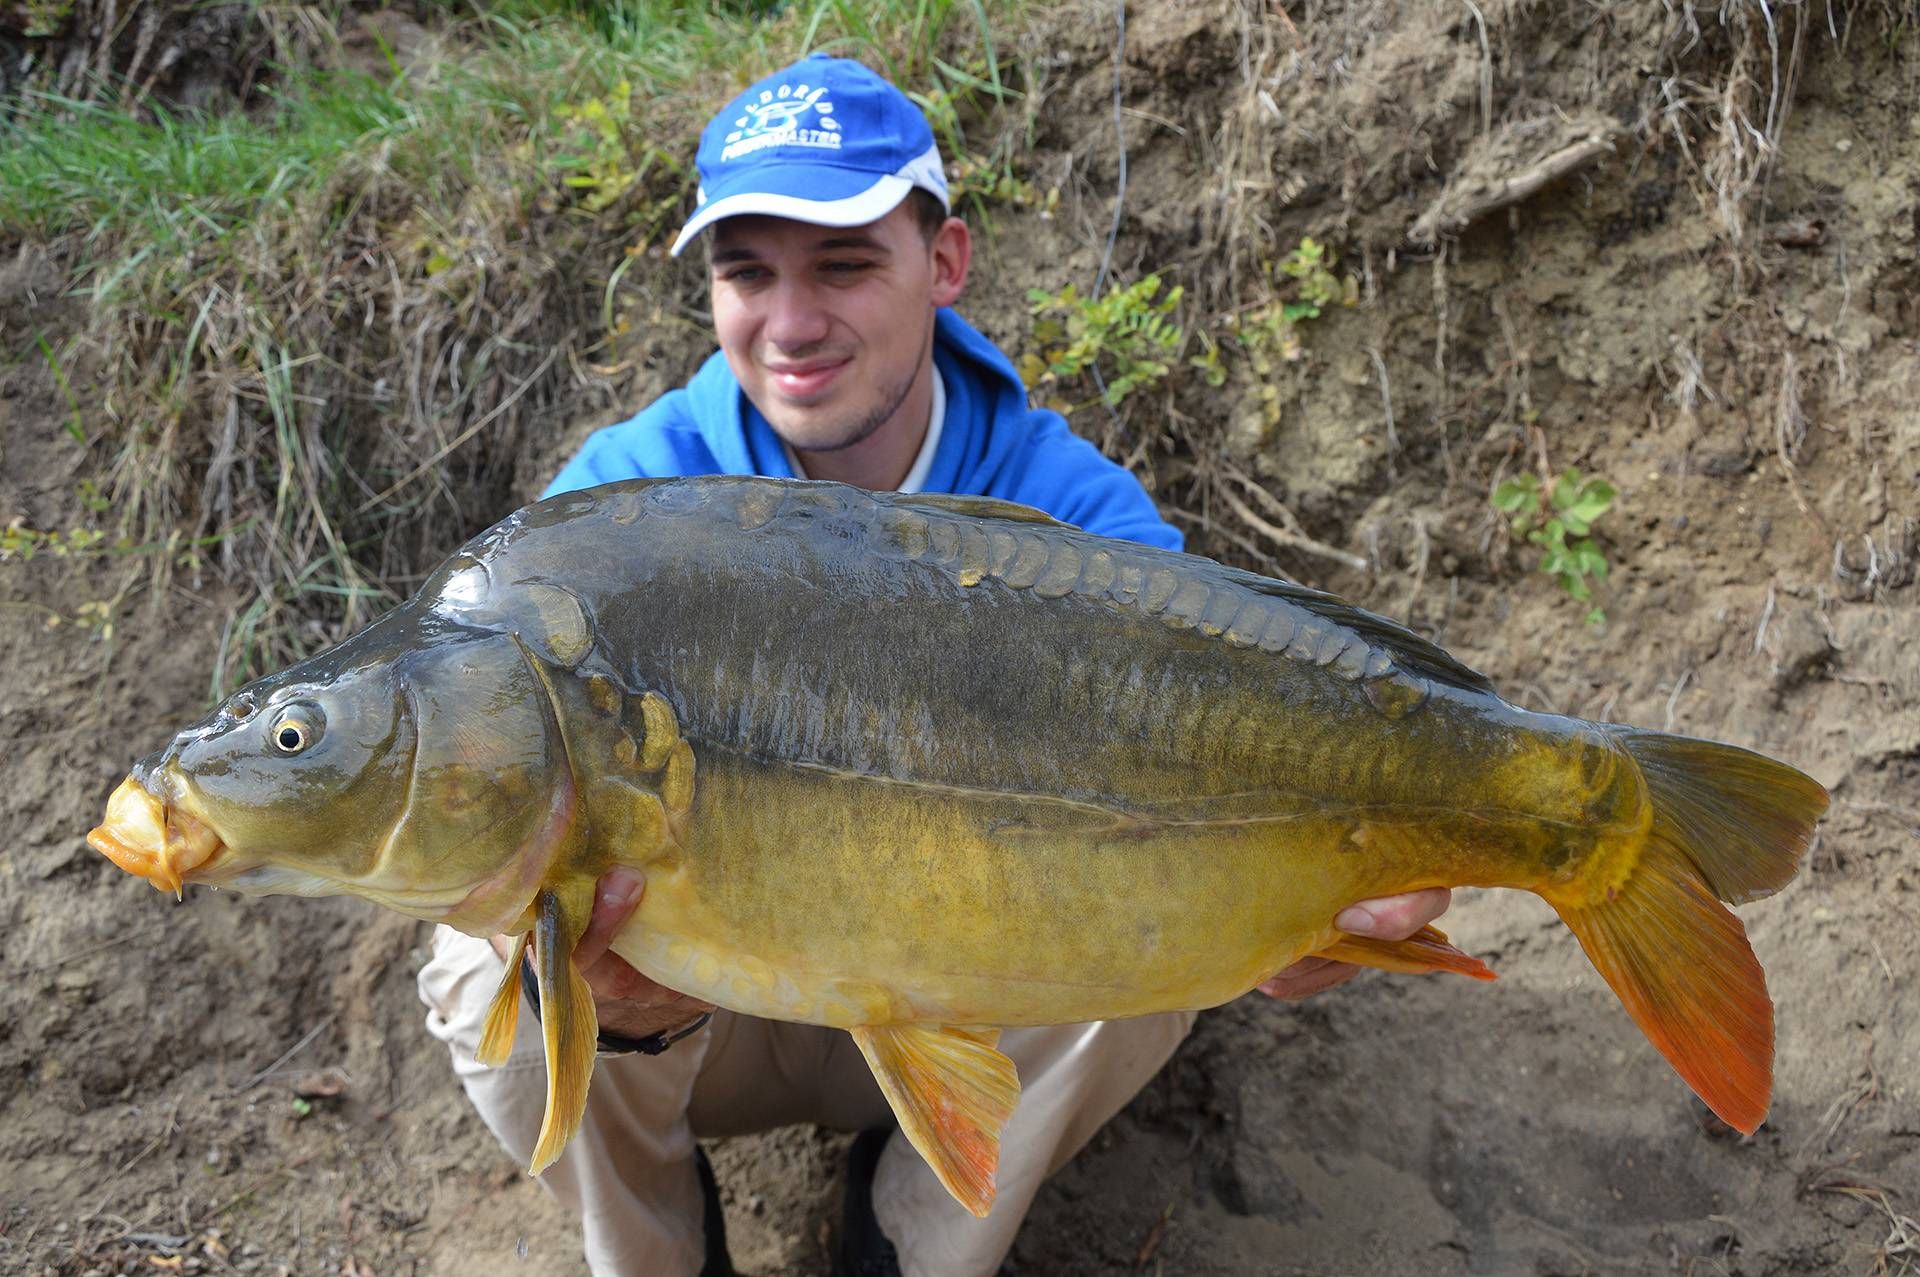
695 1145 736 1277
833 1127 903 1277
831 1127 1018 1277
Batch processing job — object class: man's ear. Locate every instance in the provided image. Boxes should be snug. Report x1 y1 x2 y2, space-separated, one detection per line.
929 216 971 308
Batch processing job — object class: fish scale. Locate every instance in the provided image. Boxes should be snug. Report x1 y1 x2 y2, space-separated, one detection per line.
89 475 1827 1218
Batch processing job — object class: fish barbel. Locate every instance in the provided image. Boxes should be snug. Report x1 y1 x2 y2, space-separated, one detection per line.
89 477 1828 1215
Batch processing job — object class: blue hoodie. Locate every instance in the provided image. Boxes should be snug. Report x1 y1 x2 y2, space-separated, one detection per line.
544 309 1183 551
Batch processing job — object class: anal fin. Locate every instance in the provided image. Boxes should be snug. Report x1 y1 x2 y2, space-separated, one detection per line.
1319 924 1497 981
476 931 532 1067
851 1023 1021 1218
527 885 600 1175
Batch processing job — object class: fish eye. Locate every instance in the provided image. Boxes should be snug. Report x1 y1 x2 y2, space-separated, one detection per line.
269 708 322 755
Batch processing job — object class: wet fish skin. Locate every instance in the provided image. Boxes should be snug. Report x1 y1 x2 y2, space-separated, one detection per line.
88 476 1828 1215
472 481 1631 1019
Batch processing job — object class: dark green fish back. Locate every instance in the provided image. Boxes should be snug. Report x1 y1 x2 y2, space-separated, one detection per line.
431 477 1509 820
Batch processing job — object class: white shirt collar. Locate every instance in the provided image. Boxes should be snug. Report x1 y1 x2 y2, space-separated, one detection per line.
782 366 945 494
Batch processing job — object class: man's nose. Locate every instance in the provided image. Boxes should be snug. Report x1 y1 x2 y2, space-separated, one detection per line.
762 279 832 350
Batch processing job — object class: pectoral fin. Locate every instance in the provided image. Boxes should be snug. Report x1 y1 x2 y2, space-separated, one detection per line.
1319 924 1497 981
527 885 599 1175
476 931 533 1067
851 1023 1021 1218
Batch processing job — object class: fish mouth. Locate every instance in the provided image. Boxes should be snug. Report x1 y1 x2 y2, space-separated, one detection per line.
87 775 226 898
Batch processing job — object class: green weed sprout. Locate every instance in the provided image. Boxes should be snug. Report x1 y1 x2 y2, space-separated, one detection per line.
1184 237 1358 437
1492 468 1616 624
1276 236 1352 321
550 79 689 224
1021 274 1183 409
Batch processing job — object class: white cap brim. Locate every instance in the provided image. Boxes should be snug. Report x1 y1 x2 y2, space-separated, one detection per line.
670 173 915 257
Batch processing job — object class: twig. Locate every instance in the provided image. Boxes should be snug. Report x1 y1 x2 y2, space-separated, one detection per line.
1092 0 1128 302
1135 1199 1174 1269
1367 346 1398 478
1213 486 1368 574
86 1099 181 1219
229 1017 334 1096
1774 351 1830 538
1805 1033 1879 1152
1409 131 1617 246
1751 581 1777 655
1084 0 1132 448
1663 668 1693 732
1867 936 1895 987
21 925 169 974
1461 0 1492 139
354 347 561 513
1164 506 1281 577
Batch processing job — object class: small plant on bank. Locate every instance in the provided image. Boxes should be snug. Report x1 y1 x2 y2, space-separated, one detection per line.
0 521 110 560
550 79 692 232
1021 274 1183 411
1185 237 1357 440
20 0 73 38
1276 236 1352 320
1 517 223 570
552 79 644 212
1492 467 1617 624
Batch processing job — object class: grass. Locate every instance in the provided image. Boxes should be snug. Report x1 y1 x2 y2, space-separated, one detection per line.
0 0 1014 252
0 75 423 248
0 0 1029 691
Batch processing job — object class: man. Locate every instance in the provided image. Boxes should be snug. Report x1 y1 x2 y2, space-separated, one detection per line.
418 54 1450 1277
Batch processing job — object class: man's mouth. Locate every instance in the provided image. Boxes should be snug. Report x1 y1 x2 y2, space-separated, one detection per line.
766 357 850 401
88 776 225 898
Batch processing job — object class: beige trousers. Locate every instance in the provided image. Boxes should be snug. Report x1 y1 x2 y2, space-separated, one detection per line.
419 926 1196 1277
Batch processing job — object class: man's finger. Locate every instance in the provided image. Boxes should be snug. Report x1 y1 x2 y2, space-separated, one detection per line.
1333 886 1452 941
573 868 647 971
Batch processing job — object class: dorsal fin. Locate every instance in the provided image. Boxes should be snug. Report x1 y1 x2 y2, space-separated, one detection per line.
895 491 1074 528
1225 569 1497 694
889 482 1489 694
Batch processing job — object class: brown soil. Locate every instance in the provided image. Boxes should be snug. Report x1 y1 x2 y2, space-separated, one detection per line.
4 3 1916 1275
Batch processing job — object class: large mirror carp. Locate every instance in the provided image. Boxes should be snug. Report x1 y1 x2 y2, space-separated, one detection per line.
89 476 1828 1216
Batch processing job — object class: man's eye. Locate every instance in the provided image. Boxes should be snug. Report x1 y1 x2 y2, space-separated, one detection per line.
823 260 874 275
721 267 768 284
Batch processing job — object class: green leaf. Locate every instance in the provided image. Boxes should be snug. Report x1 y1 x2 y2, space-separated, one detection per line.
1550 471 1581 511
1586 606 1607 625
1567 480 1615 526
1491 478 1536 513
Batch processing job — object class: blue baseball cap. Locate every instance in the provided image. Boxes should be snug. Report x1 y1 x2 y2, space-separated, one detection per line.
669 54 950 257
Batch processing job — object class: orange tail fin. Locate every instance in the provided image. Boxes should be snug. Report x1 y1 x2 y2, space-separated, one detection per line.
1550 730 1828 1134
1552 838 1772 1132
1320 924 1497 981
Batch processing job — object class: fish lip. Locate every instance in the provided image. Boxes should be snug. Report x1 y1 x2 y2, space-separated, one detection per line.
88 774 228 897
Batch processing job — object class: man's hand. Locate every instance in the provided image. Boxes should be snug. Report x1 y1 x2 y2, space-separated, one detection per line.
1255 887 1453 1003
489 868 715 1040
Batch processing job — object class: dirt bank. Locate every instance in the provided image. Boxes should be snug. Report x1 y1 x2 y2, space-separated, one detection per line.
4 2 1915 1274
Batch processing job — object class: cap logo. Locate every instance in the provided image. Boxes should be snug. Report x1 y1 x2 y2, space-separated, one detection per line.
721 81 842 163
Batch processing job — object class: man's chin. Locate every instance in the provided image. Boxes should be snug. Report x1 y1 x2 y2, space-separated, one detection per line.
761 405 877 455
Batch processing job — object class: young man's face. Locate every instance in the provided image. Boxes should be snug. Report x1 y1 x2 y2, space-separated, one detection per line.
708 201 969 459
